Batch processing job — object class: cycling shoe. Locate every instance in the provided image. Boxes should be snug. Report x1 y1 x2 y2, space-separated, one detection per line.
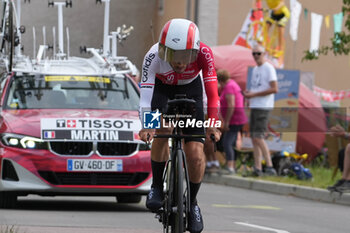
146 186 164 211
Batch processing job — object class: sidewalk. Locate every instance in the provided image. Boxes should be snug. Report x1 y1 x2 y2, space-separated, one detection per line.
203 173 350 206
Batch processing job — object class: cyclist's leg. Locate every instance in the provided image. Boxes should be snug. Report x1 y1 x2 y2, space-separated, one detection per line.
275 7 289 54
277 25 285 53
150 127 172 186
146 79 174 211
266 11 284 53
276 15 289 54
184 141 205 232
185 142 205 184
265 19 272 32
179 76 206 185
151 127 172 161
150 78 173 181
265 14 274 44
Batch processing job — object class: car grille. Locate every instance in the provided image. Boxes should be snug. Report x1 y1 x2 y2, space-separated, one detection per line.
38 171 149 186
97 142 137 156
49 142 138 156
50 142 93 155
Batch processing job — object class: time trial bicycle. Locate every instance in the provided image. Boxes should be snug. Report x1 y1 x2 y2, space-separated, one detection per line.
153 95 215 233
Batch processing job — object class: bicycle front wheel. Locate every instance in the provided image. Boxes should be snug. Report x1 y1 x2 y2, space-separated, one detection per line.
171 148 184 233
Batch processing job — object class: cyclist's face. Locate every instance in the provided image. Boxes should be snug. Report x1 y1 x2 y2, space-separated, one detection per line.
168 49 197 73
170 61 188 73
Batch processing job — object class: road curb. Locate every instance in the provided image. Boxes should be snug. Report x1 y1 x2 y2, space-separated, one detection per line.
203 173 350 206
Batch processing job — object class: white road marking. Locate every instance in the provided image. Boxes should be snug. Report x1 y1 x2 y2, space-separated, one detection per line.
213 204 280 210
235 222 290 233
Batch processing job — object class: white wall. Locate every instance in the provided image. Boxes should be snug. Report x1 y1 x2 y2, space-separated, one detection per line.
197 0 219 46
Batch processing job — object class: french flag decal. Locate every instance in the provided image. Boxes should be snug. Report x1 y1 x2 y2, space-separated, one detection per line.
44 131 56 139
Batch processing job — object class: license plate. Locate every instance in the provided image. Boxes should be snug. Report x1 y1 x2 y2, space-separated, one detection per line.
67 159 123 171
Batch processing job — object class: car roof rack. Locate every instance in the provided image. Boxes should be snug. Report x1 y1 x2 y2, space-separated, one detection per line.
0 0 138 77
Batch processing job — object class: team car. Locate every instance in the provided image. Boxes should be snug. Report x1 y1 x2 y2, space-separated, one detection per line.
0 0 151 208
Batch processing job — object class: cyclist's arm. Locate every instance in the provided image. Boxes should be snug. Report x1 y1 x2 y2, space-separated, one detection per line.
281 5 290 19
139 46 158 120
198 43 221 141
139 46 159 142
204 81 220 120
198 43 220 121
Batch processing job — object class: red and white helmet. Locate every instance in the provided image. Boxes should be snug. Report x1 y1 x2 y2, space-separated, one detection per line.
158 18 200 64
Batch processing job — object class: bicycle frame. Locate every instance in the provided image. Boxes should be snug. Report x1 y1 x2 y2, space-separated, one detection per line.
168 133 188 233
155 132 205 233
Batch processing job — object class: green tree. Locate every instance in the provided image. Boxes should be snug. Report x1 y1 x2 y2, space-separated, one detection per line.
303 0 350 61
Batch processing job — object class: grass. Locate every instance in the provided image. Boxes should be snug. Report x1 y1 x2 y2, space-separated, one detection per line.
239 166 342 189
230 150 343 190
0 226 19 233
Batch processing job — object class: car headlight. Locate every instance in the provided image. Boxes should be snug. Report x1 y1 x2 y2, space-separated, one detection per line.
1 133 49 149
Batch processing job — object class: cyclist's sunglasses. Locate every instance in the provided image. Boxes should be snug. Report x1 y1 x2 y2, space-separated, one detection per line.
158 44 198 64
252 52 263 56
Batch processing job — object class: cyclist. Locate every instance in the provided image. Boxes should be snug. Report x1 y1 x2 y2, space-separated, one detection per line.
254 0 290 57
139 18 221 233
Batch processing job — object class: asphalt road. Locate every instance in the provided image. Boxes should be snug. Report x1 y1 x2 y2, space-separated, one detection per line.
0 183 349 233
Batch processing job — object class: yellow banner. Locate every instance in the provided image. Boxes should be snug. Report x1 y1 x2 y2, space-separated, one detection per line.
325 15 330 29
45 76 110 83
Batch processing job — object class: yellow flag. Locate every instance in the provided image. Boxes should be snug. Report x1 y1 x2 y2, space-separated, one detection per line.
325 15 330 28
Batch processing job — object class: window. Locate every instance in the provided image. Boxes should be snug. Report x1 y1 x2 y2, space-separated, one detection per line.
4 74 140 110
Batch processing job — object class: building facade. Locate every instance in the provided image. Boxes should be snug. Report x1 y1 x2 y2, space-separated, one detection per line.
18 0 349 107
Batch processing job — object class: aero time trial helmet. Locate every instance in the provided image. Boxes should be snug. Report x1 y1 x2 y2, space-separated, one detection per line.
158 18 200 65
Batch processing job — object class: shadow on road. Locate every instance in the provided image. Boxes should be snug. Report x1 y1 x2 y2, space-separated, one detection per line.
13 198 148 212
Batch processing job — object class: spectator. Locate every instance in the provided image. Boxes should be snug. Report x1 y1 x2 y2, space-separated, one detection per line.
217 69 247 174
202 74 221 173
243 44 278 176
204 138 220 173
327 125 350 192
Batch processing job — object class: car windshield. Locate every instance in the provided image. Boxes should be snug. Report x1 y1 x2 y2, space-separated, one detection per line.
4 74 139 110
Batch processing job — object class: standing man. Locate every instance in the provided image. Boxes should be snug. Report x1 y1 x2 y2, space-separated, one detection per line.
139 18 221 233
243 44 278 176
